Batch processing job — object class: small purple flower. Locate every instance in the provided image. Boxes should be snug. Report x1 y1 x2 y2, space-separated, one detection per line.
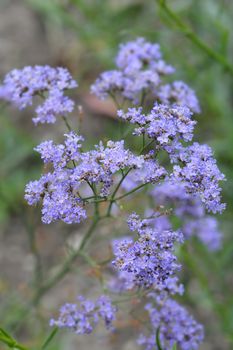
157 81 200 113
50 295 116 334
139 299 204 350
183 216 222 251
118 104 196 150
112 213 183 290
172 142 226 213
115 38 173 75
0 65 77 124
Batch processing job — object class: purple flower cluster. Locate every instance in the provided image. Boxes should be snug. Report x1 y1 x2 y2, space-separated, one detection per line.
50 295 117 334
25 133 150 223
1 38 226 350
0 65 77 124
91 38 200 111
115 38 168 74
157 81 201 114
151 180 222 250
138 298 204 350
172 142 225 213
111 213 204 350
116 99 224 251
112 213 183 290
118 104 196 149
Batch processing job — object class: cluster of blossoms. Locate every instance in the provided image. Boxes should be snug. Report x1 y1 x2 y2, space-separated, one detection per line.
50 295 117 334
25 133 166 224
139 298 204 350
112 213 183 291
0 38 226 350
0 65 77 124
91 37 200 113
111 213 204 349
151 181 222 251
118 104 196 150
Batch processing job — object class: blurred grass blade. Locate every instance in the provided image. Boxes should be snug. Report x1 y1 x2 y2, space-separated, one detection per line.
156 327 163 350
41 327 58 349
0 327 29 350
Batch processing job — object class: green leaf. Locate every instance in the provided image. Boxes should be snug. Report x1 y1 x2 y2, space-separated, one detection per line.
41 327 59 350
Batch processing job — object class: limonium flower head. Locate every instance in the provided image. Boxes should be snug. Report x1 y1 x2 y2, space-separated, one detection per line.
151 180 223 250
172 142 226 213
151 180 205 219
25 171 87 224
115 37 174 75
90 70 128 100
50 295 117 334
0 65 77 124
91 68 161 105
25 133 149 223
183 216 222 251
118 103 196 150
139 299 204 350
91 37 201 110
157 81 201 114
112 213 183 290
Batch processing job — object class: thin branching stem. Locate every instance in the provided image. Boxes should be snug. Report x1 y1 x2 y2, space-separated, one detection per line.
158 0 233 75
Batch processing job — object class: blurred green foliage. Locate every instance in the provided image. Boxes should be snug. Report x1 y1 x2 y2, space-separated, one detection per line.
0 0 233 349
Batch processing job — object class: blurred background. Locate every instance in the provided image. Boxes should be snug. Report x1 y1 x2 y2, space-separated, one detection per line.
0 0 233 349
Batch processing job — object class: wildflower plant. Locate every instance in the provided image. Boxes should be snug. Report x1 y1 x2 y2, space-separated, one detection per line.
0 38 226 350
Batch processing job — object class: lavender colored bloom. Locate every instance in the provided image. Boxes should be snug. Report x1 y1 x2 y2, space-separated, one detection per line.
151 180 205 219
25 133 87 224
133 158 167 184
35 132 84 168
90 70 128 100
151 180 223 249
41 180 87 224
70 139 145 197
147 104 196 144
118 104 196 149
157 81 200 113
97 140 144 173
50 295 117 334
25 170 87 225
64 132 84 160
34 141 65 168
25 174 52 205
91 38 200 112
172 142 226 213
33 89 75 124
91 69 161 105
26 134 148 223
112 213 183 290
91 38 176 105
120 157 166 193
115 38 174 75
139 299 204 350
96 295 117 330
0 65 77 124
183 216 222 251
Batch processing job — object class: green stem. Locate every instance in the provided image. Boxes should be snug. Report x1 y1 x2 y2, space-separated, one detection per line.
106 168 132 216
158 0 233 75
24 213 43 290
10 216 101 330
139 139 155 154
114 182 149 201
62 115 72 132
109 92 121 109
